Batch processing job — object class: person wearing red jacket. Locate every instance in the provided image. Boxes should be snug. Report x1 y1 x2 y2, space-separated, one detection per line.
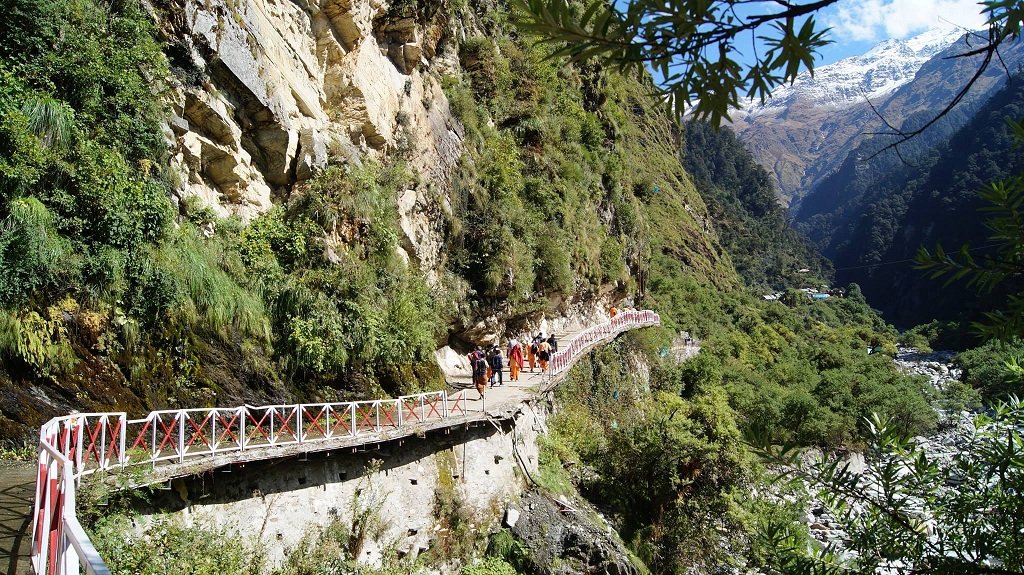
507 339 524 381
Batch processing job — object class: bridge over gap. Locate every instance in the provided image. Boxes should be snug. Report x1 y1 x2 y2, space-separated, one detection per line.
24 309 660 575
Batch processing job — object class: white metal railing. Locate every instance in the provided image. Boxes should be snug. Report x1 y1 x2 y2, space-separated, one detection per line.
30 389 469 574
30 308 660 575
546 309 661 377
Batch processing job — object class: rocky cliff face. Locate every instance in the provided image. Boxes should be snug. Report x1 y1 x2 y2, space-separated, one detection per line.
156 0 463 270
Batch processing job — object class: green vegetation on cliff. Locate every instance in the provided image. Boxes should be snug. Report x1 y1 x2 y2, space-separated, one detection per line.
444 28 735 324
0 0 445 431
540 275 949 572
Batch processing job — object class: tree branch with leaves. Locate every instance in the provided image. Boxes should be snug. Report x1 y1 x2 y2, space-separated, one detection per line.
514 0 1024 138
749 401 1024 575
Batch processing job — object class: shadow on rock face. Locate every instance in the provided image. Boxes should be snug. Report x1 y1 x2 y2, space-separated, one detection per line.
508 489 639 575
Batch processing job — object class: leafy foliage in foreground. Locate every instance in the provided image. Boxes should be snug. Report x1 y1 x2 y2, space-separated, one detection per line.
753 399 1024 575
512 0 834 125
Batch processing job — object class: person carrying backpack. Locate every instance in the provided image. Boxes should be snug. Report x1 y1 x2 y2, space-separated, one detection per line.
489 347 504 387
472 352 488 399
528 334 540 372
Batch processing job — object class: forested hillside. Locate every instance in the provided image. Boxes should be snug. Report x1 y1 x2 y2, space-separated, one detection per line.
682 121 832 290
794 75 1024 330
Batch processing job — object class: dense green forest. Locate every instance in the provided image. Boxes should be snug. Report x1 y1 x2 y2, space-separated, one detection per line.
682 121 832 291
794 75 1024 333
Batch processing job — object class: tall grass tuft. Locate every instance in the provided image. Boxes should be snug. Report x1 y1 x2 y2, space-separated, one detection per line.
22 96 74 150
157 229 270 343
0 197 74 307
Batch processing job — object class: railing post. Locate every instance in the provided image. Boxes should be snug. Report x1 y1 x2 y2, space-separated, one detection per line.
42 454 59 575
73 418 83 479
31 432 46 573
298 406 304 443
150 414 157 462
375 402 380 432
240 407 247 450
269 407 276 445
211 411 218 452
61 471 79 575
98 416 107 471
443 392 449 418
420 395 426 421
178 411 186 462
351 404 357 437
118 415 126 468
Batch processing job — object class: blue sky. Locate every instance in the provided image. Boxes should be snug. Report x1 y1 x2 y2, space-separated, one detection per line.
810 0 988 65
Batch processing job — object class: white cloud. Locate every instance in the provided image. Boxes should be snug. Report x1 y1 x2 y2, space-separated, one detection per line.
825 0 987 41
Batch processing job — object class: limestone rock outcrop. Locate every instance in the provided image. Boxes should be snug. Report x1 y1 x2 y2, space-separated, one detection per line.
157 0 464 249
512 490 641 575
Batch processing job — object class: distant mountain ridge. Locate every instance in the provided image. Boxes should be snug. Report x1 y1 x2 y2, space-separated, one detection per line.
740 27 963 116
730 28 1022 207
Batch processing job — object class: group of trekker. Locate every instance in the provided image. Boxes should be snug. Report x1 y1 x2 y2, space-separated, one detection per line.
468 333 559 398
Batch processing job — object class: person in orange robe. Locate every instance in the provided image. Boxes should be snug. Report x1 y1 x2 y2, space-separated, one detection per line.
508 339 524 381
537 339 551 371
528 335 538 371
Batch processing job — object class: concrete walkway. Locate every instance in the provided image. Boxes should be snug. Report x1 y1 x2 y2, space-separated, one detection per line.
447 327 701 417
22 312 662 575
445 324 595 414
0 461 35 575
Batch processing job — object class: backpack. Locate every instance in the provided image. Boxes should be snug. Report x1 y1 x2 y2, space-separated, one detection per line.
490 353 503 370
474 356 488 376
530 342 539 354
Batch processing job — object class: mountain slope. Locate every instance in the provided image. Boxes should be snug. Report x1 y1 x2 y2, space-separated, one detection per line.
682 120 832 290
795 75 1024 328
731 29 1024 207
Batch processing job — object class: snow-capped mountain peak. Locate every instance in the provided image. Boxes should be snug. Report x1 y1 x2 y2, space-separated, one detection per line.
739 27 967 118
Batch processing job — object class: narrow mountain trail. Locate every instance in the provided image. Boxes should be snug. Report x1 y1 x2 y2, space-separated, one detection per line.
444 318 689 413
444 327 586 414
